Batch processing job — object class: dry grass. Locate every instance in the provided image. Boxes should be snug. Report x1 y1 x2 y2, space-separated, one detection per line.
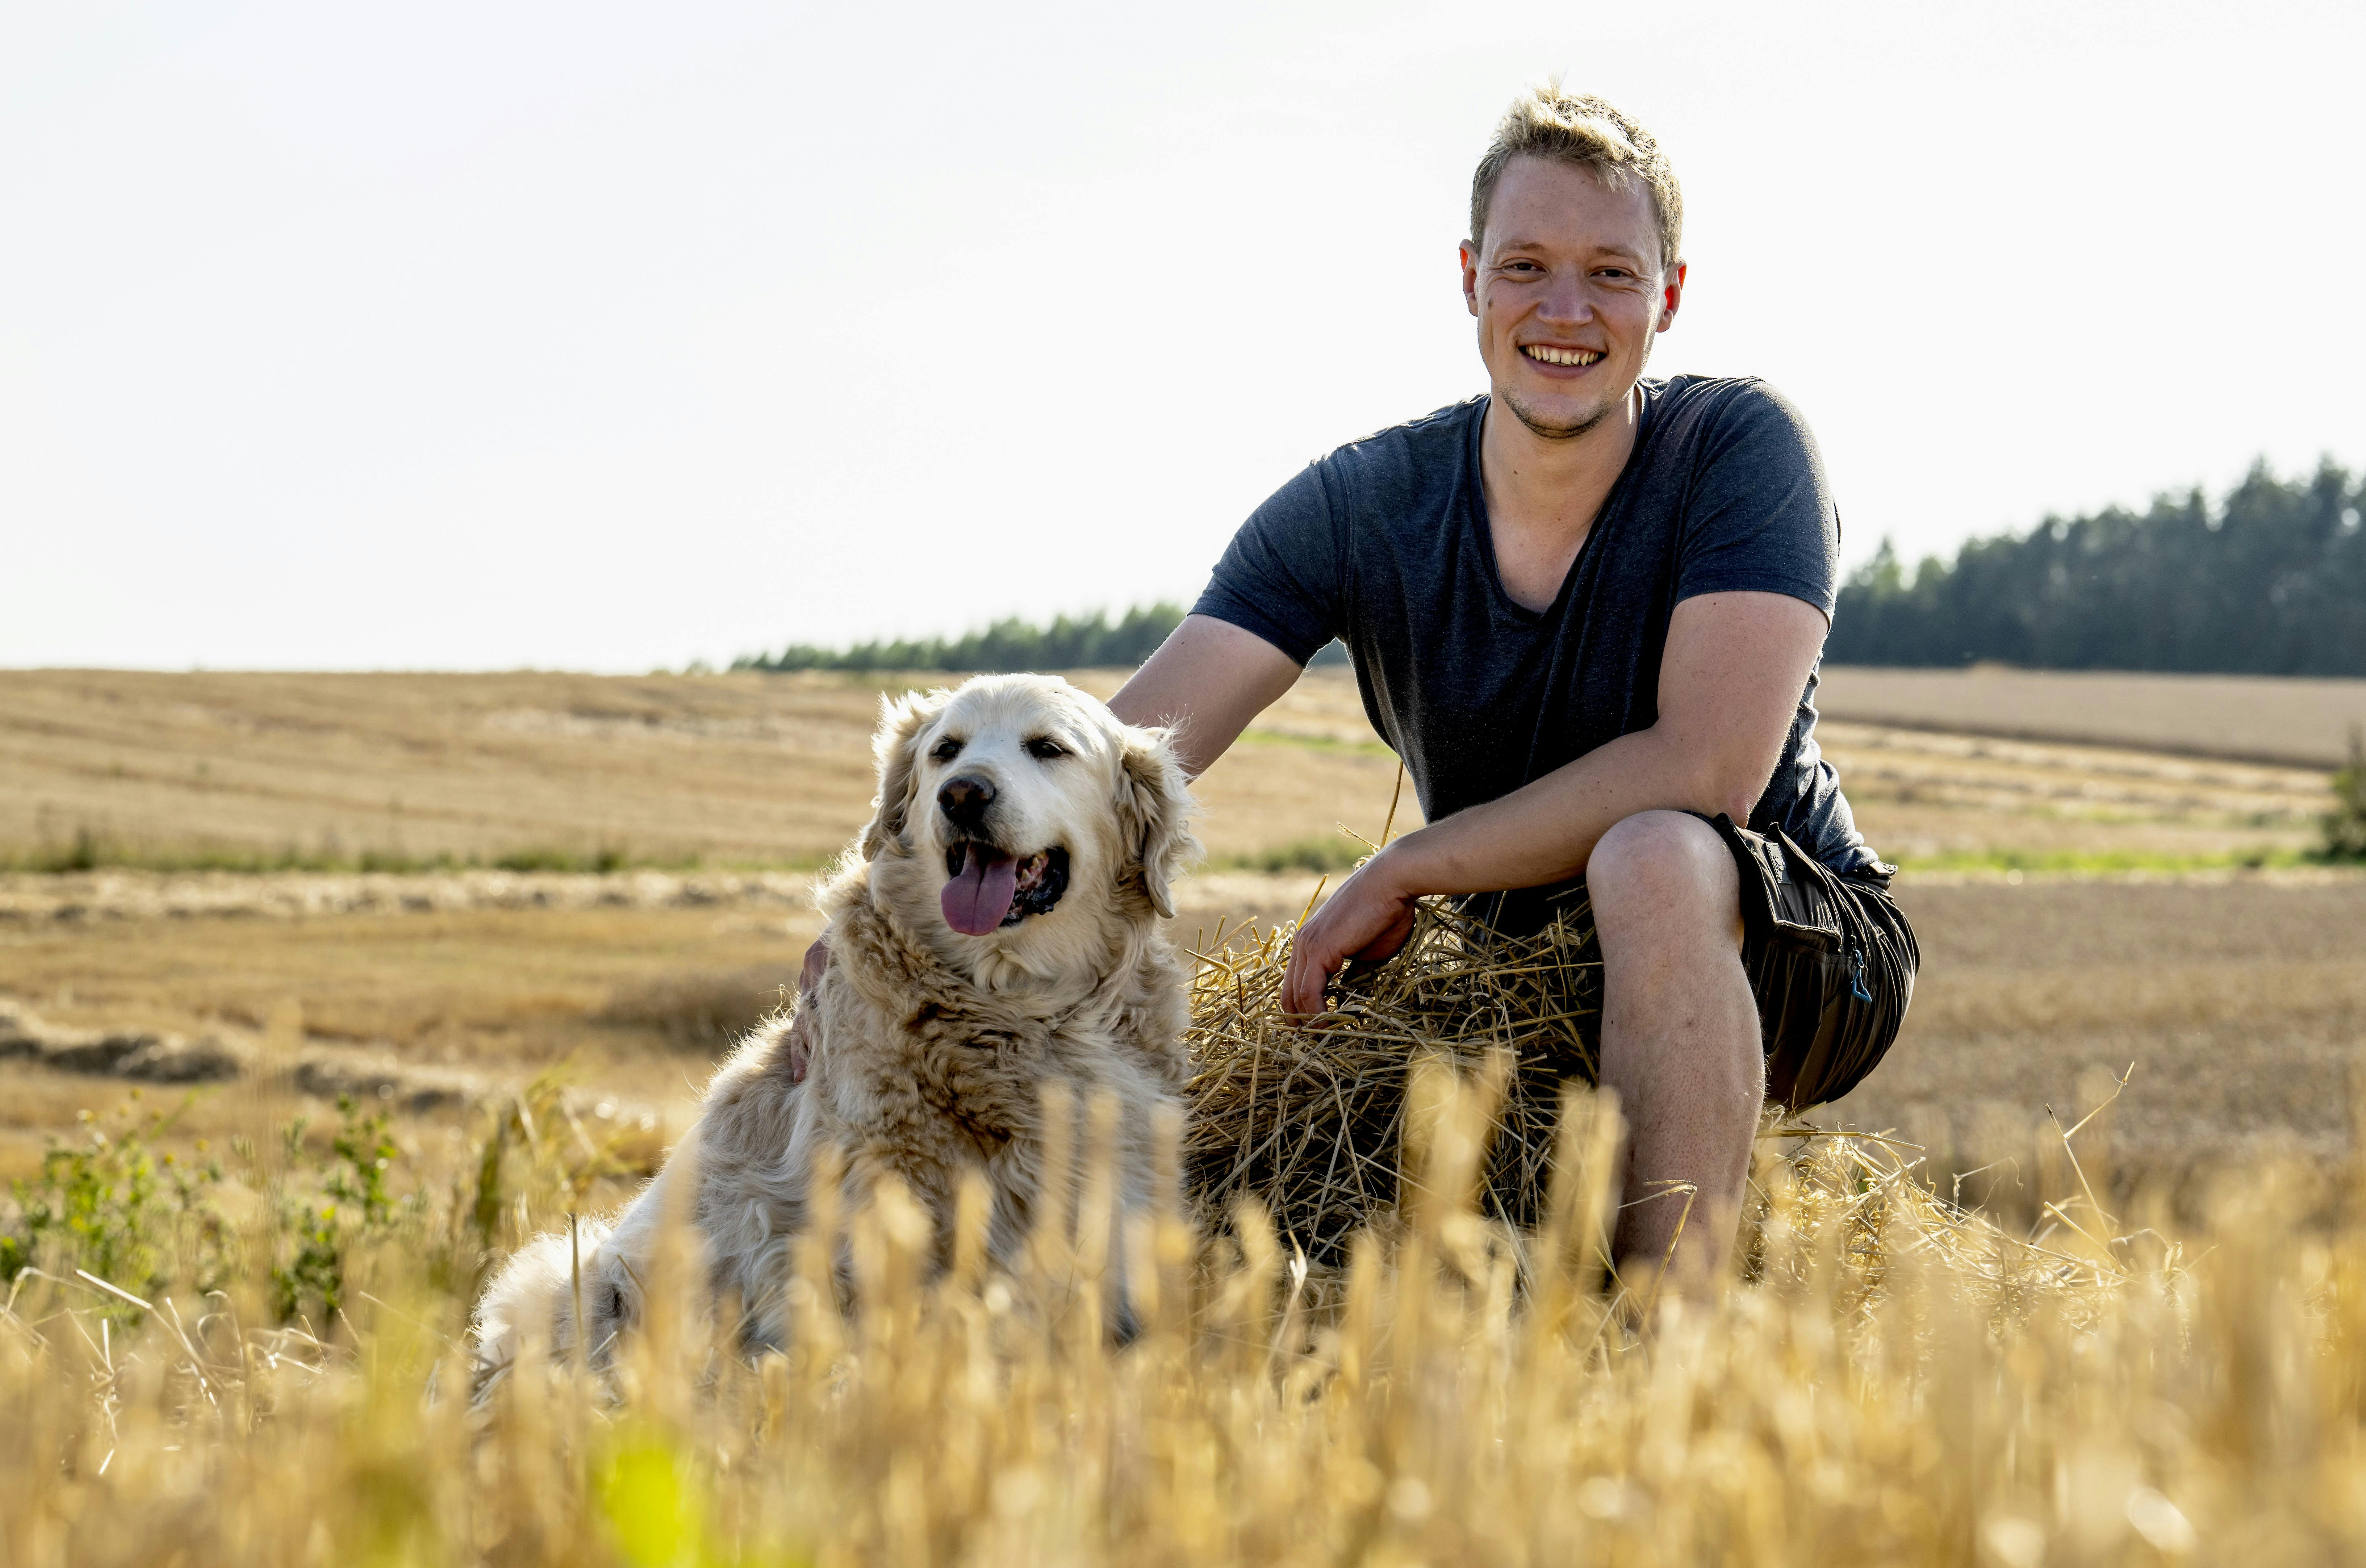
1 1048 2348 1566
1184 900 1601 1260
1819 663 2366 767
10 664 2366 1561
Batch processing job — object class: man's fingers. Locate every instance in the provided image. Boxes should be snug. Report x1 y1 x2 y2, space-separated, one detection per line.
1282 936 1336 1018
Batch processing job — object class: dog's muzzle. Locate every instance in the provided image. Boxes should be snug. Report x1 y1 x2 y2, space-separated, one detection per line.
941 841 1070 936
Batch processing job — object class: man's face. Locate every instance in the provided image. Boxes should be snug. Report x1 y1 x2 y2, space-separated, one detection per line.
1461 155 1685 440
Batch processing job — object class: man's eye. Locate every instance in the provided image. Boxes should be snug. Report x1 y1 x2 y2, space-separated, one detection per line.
1025 737 1067 761
931 737 963 762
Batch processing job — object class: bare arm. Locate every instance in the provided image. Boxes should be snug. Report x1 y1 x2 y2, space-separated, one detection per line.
1280 591 1829 1013
1109 613 1304 778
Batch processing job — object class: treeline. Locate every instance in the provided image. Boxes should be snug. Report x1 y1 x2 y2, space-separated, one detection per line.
737 605 1189 673
741 459 2365 678
739 605 1349 673
1829 460 2366 674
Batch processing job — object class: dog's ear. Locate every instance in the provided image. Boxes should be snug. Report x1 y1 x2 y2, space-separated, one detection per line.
1113 725 1199 919
860 689 947 861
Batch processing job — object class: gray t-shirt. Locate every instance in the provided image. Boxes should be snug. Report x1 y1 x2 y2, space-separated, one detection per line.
1192 375 1880 927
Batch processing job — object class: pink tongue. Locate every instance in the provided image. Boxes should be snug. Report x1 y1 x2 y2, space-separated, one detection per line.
941 851 1020 936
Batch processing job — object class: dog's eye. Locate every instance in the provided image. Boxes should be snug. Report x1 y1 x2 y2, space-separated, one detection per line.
931 737 963 762
1025 737 1067 761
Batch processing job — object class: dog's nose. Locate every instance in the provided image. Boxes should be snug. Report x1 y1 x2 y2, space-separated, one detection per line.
937 774 995 831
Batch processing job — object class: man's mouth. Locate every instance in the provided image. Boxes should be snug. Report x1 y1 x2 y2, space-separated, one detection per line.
1521 345 1603 368
940 842 1070 936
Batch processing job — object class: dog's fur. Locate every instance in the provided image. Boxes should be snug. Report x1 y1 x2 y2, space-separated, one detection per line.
472 674 1197 1375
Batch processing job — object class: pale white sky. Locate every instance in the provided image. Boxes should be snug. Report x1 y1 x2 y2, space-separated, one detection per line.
6 1 2361 672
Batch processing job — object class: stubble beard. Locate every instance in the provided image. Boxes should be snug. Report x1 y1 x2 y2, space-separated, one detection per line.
1500 385 1618 442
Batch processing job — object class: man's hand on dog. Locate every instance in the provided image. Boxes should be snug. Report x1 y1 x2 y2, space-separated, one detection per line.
1281 852 1420 1017
785 936 829 1082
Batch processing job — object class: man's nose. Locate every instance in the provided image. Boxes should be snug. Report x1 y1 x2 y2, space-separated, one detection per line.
937 775 996 832
1538 276 1593 323
1533 272 1590 324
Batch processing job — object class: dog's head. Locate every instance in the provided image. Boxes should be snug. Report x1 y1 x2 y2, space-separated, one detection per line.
859 674 1197 952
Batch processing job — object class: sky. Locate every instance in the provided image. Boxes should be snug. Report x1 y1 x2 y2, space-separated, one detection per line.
5 1 2362 673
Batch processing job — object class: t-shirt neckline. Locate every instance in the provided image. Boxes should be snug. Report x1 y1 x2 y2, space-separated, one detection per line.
1464 380 1662 627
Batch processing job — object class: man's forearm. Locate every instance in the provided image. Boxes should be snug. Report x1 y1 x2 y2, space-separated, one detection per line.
1368 724 1756 899
1363 593 1823 899
1274 593 1823 1017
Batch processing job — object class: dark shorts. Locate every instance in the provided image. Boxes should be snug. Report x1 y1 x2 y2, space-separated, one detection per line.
1693 813 1919 1109
1463 816 1918 1110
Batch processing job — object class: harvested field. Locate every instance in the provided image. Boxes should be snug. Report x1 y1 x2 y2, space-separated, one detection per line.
7 861 2361 1204
1818 663 2366 766
5 662 2366 1565
0 668 1416 872
1830 873 2366 1208
0 867 1325 1182
6 665 2346 881
1820 720 2335 868
2 661 2359 1202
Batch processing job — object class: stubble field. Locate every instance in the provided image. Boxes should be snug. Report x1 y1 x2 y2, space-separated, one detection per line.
0 662 2357 1196
6 662 2366 1565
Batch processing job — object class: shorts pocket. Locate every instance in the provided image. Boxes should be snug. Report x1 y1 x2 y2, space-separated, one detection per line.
1735 825 1846 951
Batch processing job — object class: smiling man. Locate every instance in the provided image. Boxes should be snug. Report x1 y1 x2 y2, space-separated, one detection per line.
1108 87 1919 1284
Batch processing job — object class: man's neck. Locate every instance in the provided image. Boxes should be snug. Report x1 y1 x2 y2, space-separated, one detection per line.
1477 385 1644 612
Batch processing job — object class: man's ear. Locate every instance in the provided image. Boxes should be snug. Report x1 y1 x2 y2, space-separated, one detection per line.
1113 725 1200 919
860 690 946 861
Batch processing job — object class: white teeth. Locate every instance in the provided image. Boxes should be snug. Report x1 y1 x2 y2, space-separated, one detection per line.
1524 345 1600 367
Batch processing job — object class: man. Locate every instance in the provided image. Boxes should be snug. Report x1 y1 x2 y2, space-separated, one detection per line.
1104 87 1917 1281
795 87 1915 1282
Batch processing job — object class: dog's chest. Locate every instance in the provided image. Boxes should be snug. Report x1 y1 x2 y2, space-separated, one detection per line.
824 998 1077 1153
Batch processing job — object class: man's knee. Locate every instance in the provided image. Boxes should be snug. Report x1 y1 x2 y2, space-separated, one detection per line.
1588 811 1742 940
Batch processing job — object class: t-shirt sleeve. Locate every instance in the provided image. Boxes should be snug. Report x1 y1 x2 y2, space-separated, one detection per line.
1190 460 1350 666
1672 381 1840 620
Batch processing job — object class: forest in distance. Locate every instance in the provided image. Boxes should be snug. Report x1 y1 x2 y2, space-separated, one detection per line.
736 459 2365 680
1830 458 2366 675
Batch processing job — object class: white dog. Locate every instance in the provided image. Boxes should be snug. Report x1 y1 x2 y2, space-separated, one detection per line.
472 674 1197 1376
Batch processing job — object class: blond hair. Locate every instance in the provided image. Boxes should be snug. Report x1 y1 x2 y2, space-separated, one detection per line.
1468 86 1683 275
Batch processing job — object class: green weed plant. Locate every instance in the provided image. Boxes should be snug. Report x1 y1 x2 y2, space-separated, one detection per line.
2325 728 2366 862
1 1091 424 1327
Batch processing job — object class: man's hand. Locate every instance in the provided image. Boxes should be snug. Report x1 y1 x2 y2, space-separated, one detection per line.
783 936 829 1083
1281 851 1421 1016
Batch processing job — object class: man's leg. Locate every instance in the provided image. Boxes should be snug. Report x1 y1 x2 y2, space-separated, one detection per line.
1585 810 1763 1287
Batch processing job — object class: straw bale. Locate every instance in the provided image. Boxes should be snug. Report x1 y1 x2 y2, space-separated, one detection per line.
1181 896 1602 1261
